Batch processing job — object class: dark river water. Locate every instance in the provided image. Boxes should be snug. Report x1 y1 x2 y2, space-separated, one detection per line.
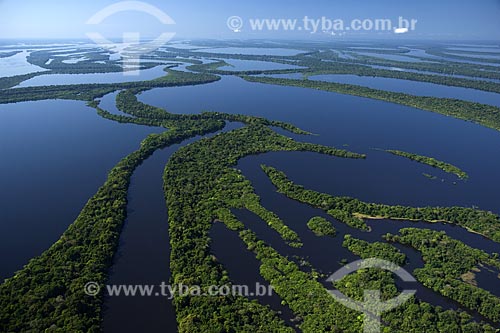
0 99 162 281
139 75 500 213
355 50 500 67
308 74 500 107
102 122 243 333
1 63 499 331
137 75 500 327
16 66 169 87
210 151 500 325
102 145 178 333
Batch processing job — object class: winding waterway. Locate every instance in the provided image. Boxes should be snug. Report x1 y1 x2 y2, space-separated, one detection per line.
2 47 500 331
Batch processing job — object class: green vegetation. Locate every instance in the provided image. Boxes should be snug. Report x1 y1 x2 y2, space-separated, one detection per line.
237 227 363 332
2 42 500 332
219 213 495 332
0 64 334 331
425 48 500 65
327 208 368 230
0 68 221 104
301 62 500 95
334 50 500 80
1 73 340 330
307 216 336 237
163 119 496 331
188 59 305 76
307 49 495 79
262 165 500 242
432 49 500 58
342 235 406 266
187 60 230 73
386 228 500 323
27 49 128 74
242 75 500 134
386 149 468 179
112 88 311 135
0 72 46 89
0 125 224 332
164 122 366 332
214 168 303 247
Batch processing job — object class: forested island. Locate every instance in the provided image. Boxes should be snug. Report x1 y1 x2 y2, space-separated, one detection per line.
242 75 500 133
386 149 468 179
261 165 500 241
1 40 499 333
307 217 337 237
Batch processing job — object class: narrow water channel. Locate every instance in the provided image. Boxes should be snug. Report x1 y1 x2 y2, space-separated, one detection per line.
103 145 179 333
230 151 500 326
103 123 243 332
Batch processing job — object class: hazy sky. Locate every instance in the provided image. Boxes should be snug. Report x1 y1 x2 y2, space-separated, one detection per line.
0 0 499 40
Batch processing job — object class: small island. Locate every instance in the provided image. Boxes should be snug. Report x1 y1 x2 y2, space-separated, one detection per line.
387 149 468 179
307 216 336 237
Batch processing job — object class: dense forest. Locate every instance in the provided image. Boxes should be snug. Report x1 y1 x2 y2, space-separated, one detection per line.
163 122 371 331
307 216 337 237
0 68 221 104
1 41 499 332
0 76 365 331
385 150 468 179
243 75 500 133
386 228 500 323
164 123 497 332
261 165 500 242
